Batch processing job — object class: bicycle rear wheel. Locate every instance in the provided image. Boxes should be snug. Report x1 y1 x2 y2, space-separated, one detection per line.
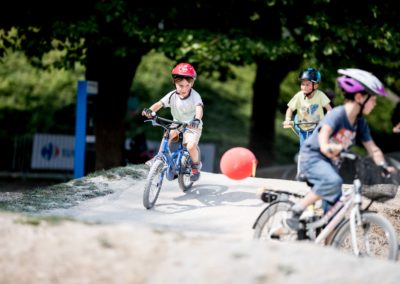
330 212 399 261
253 200 297 241
178 153 193 192
178 146 200 192
143 159 164 209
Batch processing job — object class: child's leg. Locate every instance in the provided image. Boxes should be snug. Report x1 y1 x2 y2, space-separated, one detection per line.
183 129 202 164
184 129 202 181
287 157 342 230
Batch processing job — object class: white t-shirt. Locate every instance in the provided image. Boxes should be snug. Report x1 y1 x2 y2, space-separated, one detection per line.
160 89 204 128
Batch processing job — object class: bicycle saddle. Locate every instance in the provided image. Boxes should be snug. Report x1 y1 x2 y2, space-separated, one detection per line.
296 172 314 187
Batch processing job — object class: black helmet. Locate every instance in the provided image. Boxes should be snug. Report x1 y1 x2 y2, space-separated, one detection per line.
298 68 321 83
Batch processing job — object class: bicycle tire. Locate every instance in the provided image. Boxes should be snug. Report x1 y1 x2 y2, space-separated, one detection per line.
329 212 399 261
178 146 201 192
143 159 164 209
253 200 297 241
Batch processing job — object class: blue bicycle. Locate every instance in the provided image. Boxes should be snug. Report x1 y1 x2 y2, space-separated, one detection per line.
143 115 200 209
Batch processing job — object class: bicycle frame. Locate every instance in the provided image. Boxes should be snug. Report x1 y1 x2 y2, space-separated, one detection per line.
147 117 190 181
310 187 354 244
143 115 196 209
301 154 376 255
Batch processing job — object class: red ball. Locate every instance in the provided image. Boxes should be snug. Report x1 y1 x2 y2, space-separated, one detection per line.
220 147 257 180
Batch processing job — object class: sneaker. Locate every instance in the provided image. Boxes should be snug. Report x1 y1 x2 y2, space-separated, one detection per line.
284 210 302 231
190 162 202 182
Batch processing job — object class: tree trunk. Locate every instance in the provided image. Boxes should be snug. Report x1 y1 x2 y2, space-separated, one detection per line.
85 45 144 171
250 57 301 167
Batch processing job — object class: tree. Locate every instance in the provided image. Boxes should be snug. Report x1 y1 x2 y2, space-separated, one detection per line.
1 0 165 170
1 0 400 171
1 0 302 168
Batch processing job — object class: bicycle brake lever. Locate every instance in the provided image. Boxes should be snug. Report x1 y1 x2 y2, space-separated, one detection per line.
380 166 392 179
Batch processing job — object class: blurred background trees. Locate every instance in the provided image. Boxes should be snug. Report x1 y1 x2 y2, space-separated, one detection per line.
0 0 399 173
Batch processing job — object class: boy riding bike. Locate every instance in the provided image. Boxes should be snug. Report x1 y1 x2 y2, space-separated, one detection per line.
283 68 332 147
285 68 396 231
142 63 204 182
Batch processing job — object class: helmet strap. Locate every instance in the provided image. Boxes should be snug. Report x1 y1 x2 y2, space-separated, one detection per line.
357 94 371 118
304 83 316 98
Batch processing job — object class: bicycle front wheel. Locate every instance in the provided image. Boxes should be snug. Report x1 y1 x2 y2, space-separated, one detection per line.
143 159 164 209
253 200 297 241
330 212 399 261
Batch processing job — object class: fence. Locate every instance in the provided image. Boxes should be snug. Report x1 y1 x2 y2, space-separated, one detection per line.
1 134 74 179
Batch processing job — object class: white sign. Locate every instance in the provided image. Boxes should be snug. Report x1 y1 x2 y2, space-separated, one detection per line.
87 81 98 94
31 134 75 170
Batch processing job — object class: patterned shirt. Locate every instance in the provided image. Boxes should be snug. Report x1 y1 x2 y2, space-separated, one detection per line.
287 89 330 131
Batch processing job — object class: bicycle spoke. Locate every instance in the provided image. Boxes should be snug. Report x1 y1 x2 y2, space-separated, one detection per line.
331 213 398 261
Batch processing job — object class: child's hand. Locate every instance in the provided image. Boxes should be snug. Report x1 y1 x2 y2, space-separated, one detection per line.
322 144 343 159
142 108 154 118
282 120 292 128
189 118 201 128
379 162 397 178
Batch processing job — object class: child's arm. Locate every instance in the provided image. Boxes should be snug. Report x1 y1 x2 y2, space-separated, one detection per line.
363 140 396 173
324 103 333 113
142 101 163 117
149 101 163 113
194 105 203 120
283 108 294 126
318 125 343 159
393 122 400 133
363 140 385 164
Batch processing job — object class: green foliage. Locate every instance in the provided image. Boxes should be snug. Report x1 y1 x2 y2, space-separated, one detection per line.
366 96 395 133
131 51 254 160
0 50 84 136
0 47 398 169
1 0 400 170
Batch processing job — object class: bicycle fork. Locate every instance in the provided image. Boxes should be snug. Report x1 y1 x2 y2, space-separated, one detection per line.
349 180 364 256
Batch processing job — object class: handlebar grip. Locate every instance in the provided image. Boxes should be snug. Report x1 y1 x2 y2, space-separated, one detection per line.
152 116 187 129
340 152 357 160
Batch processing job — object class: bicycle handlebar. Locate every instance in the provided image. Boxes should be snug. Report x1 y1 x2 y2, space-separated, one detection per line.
145 115 188 131
282 121 319 129
339 151 357 161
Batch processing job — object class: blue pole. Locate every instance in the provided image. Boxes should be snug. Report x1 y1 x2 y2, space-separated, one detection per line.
74 81 88 178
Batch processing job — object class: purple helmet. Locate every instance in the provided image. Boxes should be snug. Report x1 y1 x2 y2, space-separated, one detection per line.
337 68 388 96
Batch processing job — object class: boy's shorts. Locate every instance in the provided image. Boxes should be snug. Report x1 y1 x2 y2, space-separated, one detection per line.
299 155 343 204
183 127 202 145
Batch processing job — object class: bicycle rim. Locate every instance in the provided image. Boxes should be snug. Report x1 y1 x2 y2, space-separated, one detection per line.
143 159 164 209
253 200 297 241
178 146 200 192
178 154 192 191
330 212 399 261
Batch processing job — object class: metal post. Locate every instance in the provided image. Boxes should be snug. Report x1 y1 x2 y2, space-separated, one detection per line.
74 80 97 178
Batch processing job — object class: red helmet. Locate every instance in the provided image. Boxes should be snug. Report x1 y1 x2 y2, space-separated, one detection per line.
171 63 197 79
